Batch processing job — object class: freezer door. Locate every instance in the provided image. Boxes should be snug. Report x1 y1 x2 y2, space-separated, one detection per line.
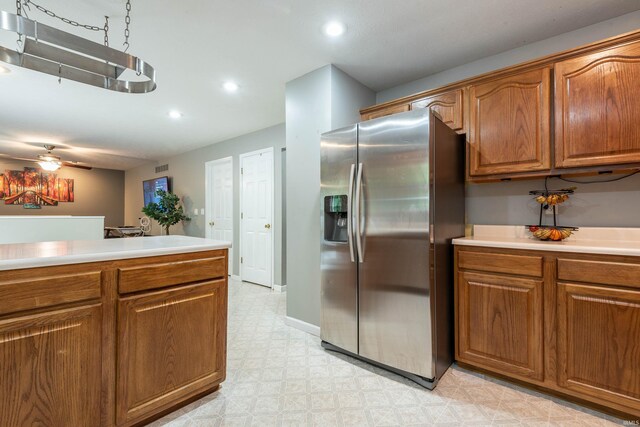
356 109 434 378
320 125 358 354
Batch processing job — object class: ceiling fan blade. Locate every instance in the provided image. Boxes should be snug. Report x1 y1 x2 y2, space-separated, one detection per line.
0 154 39 163
62 161 93 170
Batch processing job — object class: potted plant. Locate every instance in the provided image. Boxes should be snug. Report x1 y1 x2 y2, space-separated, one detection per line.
141 189 190 235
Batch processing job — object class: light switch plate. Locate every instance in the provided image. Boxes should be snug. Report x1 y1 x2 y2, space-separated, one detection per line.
200 208 205 215
193 208 199 216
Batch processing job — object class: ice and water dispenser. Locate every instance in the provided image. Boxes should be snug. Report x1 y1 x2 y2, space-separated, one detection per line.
323 195 348 242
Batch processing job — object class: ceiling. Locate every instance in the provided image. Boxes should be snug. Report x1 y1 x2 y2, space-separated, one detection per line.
0 0 639 170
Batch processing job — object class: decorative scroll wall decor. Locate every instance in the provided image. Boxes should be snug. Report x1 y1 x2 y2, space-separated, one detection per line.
0 167 74 209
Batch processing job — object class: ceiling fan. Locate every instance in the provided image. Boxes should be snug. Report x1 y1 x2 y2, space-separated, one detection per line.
3 145 92 171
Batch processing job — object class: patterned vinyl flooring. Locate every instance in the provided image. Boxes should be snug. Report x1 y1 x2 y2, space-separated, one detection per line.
149 279 624 427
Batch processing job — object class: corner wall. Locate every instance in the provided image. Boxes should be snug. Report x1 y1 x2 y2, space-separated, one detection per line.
285 65 375 327
124 123 285 281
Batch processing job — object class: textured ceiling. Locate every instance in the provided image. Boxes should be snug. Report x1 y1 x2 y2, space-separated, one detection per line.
0 0 639 170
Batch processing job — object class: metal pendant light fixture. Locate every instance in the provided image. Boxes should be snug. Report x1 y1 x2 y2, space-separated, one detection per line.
0 0 156 93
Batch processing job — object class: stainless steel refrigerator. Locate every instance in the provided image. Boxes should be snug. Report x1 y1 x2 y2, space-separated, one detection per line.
320 109 465 389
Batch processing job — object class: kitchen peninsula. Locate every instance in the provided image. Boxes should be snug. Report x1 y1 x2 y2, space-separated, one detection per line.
0 236 231 427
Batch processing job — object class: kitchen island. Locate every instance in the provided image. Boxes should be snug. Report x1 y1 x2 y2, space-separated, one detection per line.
0 236 231 427
453 226 640 419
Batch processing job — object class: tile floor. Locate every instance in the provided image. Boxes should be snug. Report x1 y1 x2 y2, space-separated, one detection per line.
150 279 624 426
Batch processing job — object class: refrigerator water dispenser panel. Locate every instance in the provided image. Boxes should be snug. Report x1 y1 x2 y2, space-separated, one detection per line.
324 195 349 242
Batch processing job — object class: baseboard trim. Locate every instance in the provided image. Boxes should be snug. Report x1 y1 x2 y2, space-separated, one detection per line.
272 283 286 293
285 316 320 336
231 275 241 282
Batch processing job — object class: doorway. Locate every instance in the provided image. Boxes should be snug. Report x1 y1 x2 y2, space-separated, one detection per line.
239 147 274 287
205 157 233 274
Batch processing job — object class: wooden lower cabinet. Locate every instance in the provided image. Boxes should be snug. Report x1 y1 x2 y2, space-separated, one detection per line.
457 271 543 380
557 282 640 413
0 249 228 427
117 280 227 426
0 304 102 427
455 246 640 419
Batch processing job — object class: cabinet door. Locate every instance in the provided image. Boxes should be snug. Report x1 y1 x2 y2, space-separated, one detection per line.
557 282 640 412
117 280 227 426
457 271 544 380
555 42 640 168
361 103 410 121
411 89 464 132
468 67 551 176
0 304 102 427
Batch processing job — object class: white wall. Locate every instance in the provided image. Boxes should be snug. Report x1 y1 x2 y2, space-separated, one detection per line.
377 10 640 103
285 65 375 327
124 124 285 282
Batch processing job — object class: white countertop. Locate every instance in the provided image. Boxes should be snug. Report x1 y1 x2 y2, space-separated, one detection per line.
453 225 640 257
0 236 231 271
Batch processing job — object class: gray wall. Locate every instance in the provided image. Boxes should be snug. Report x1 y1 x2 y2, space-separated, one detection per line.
285 65 375 327
0 160 124 226
124 124 285 282
468 174 640 228
377 10 640 103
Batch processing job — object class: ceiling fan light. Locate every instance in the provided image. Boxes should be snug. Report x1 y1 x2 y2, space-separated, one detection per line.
38 160 62 171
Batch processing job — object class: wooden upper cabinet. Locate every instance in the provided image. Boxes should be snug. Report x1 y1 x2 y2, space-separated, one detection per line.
361 103 409 121
555 41 640 168
411 89 464 132
0 304 102 427
457 271 544 381
468 67 551 177
557 282 640 413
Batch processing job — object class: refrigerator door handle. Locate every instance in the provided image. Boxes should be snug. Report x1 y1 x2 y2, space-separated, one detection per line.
347 163 356 263
355 162 364 263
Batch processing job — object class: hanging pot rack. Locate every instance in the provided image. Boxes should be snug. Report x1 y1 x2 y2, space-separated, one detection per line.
0 3 156 94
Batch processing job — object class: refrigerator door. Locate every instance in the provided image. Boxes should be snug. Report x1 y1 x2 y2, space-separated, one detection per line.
356 109 434 378
320 125 358 354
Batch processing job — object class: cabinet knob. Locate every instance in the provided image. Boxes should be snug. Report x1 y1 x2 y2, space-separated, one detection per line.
209 221 214 226
265 224 271 229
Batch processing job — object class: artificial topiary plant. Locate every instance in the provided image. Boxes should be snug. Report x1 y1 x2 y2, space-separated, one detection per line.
141 189 190 235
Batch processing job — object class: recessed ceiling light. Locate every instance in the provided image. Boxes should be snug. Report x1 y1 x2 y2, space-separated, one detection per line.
223 81 239 93
0 65 10 74
323 21 346 37
168 110 183 119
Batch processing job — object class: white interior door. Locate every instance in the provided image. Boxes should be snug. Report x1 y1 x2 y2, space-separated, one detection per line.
206 157 233 274
240 148 273 287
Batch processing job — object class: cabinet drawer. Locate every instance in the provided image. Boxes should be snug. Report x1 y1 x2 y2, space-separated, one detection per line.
118 256 226 294
558 259 640 289
0 271 101 315
458 250 543 277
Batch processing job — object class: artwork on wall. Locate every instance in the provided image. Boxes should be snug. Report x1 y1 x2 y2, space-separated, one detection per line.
0 167 74 209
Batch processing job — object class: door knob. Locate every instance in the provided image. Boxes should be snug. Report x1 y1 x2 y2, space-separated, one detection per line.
209 221 215 226
265 224 271 229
